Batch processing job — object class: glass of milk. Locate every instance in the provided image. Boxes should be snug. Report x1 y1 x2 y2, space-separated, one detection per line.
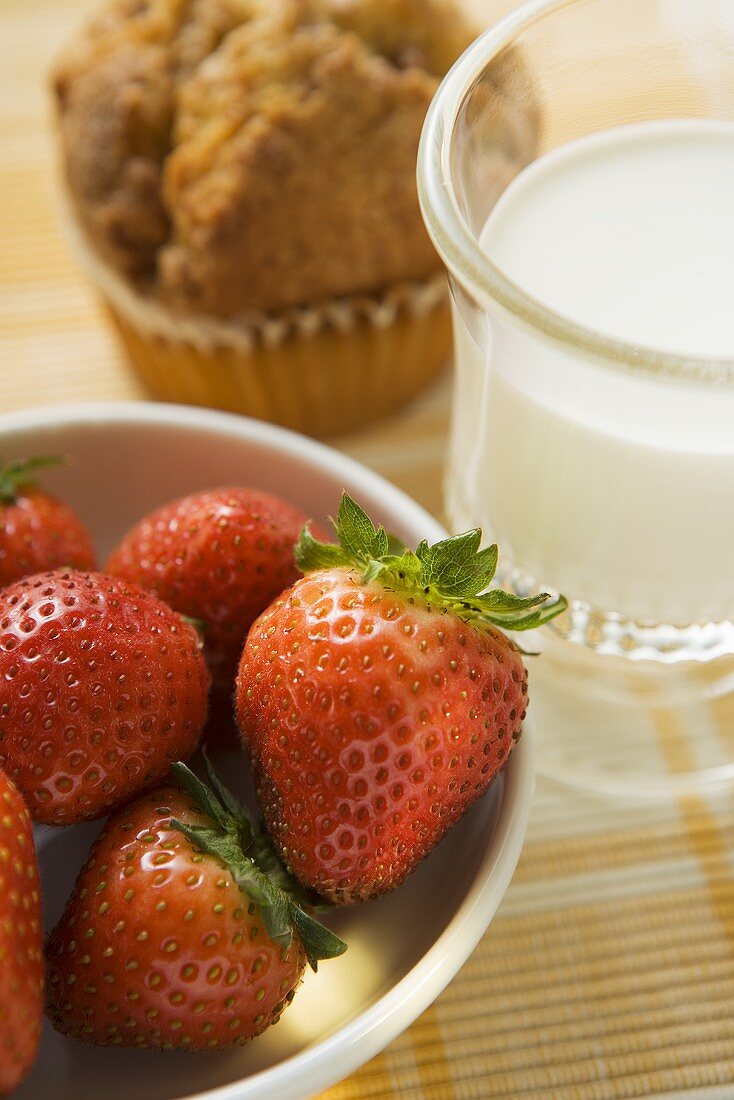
418 0 734 797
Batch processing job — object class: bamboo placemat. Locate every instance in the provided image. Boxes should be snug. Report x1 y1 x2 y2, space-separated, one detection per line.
2 2 734 1097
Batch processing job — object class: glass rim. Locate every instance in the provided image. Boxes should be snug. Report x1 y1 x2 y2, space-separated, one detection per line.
417 0 734 386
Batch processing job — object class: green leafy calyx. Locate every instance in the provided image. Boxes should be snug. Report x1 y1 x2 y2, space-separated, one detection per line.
0 455 65 505
169 756 346 971
295 492 567 632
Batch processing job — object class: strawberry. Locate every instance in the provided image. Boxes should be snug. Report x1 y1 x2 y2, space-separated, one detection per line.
0 770 43 1092
0 455 95 585
0 570 210 825
46 760 346 1051
105 488 322 709
236 494 566 904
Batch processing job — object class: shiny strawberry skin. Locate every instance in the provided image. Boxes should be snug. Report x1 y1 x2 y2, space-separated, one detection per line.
0 571 210 825
0 488 95 586
46 786 305 1051
0 771 43 1093
236 568 527 904
105 488 319 698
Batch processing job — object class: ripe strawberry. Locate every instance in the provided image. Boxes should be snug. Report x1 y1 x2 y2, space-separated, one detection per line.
0 570 210 825
105 488 322 707
0 455 95 585
0 771 43 1092
46 760 346 1051
236 494 566 904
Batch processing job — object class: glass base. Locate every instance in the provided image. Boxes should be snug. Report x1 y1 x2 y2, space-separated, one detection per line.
501 557 734 799
529 633 734 799
448 483 734 798
497 556 734 669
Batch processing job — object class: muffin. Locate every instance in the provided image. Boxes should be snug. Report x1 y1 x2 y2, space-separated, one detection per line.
52 0 520 435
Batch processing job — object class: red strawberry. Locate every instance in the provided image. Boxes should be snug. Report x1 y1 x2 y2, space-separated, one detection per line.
0 570 210 825
236 494 566 903
46 760 346 1051
0 771 43 1092
105 488 322 707
0 456 95 585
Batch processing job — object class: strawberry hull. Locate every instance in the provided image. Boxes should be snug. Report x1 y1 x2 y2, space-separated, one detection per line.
45 786 306 1051
0 456 95 586
236 568 527 904
0 488 96 585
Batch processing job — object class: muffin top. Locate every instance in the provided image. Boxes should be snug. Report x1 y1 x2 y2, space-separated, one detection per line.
53 0 475 317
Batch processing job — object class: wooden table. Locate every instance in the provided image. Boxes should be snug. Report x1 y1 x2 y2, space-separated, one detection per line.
2 2 733 1097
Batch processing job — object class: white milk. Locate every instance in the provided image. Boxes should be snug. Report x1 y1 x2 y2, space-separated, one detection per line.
449 120 734 626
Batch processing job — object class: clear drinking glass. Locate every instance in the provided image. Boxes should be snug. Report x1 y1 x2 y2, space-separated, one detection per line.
418 0 734 797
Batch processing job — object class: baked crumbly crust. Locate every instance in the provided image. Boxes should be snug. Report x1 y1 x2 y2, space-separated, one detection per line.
53 0 476 316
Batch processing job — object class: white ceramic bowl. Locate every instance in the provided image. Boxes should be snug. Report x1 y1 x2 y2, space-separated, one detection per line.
8 403 534 1100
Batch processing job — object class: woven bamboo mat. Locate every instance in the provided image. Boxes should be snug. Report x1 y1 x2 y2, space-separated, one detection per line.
2 1 734 1097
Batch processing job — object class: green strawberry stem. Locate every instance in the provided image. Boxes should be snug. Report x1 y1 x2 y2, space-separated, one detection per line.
295 492 567 632
180 614 208 633
169 756 346 971
0 455 65 505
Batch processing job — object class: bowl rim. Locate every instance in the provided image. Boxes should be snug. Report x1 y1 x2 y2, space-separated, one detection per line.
2 401 535 1100
0 401 447 548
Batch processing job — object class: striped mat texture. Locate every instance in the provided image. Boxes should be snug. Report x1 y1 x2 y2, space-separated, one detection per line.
2 1 733 1097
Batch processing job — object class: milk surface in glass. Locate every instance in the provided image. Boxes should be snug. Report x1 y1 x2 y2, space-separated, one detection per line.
449 120 734 629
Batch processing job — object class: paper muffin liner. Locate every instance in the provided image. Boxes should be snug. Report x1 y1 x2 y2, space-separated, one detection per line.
64 206 451 438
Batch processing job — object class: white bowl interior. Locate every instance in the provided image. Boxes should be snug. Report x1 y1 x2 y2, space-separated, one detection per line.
6 405 531 1100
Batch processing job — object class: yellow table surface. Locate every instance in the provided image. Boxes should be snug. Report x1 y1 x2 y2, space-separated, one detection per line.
2 2 734 1097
